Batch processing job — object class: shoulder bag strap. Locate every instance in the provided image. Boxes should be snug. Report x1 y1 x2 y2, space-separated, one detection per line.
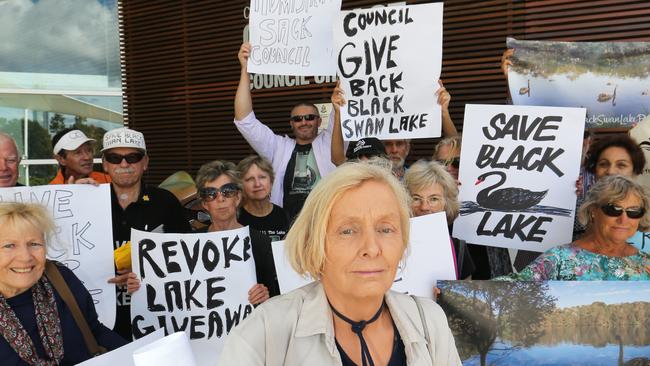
410 295 432 356
45 261 106 356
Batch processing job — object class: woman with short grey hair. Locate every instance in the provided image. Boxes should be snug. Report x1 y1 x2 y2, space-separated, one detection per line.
514 175 650 280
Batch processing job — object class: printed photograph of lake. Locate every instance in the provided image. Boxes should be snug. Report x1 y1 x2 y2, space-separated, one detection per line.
507 38 650 128
437 281 650 365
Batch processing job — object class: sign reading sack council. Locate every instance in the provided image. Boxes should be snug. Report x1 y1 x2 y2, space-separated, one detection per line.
453 104 585 252
129 227 257 365
334 3 443 141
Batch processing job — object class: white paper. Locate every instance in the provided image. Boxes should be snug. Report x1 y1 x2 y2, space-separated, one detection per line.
248 0 342 76
334 3 443 141
76 329 165 366
273 213 455 297
0 184 115 327
453 104 585 252
271 240 313 294
133 332 197 366
130 227 258 365
392 212 456 296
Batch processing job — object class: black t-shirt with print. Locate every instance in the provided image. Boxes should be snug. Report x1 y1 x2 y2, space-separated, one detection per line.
238 204 290 241
283 143 320 220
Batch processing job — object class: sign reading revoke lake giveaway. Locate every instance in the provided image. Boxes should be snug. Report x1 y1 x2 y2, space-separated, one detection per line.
129 227 257 364
453 104 585 252
334 3 443 141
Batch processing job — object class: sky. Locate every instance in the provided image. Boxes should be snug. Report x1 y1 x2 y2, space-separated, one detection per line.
547 281 650 308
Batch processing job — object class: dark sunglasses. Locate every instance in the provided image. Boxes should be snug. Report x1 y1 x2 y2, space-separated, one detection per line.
104 152 145 164
438 157 460 169
600 203 645 219
289 114 318 123
199 183 240 201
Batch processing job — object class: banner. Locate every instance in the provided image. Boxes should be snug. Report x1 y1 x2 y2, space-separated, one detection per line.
248 0 341 76
77 329 166 366
453 104 585 252
272 212 456 296
129 227 257 365
507 37 650 128
334 3 443 141
0 184 115 327
437 280 650 365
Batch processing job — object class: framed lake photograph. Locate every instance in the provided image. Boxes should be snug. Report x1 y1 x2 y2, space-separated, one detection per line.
437 280 650 366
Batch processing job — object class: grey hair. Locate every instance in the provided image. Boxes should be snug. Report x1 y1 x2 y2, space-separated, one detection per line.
433 135 462 160
578 175 650 231
0 132 21 161
404 159 460 222
195 160 241 190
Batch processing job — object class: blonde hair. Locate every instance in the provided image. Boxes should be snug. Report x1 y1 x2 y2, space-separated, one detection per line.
237 155 275 183
404 159 460 222
0 202 55 250
433 135 462 160
285 162 411 278
578 175 650 231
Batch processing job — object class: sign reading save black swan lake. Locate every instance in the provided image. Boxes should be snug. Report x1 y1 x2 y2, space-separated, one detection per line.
453 104 585 251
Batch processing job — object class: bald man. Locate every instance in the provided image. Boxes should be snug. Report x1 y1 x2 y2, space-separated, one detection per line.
0 132 21 187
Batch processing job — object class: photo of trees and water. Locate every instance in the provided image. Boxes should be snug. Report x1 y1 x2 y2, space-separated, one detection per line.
507 37 650 128
437 281 650 365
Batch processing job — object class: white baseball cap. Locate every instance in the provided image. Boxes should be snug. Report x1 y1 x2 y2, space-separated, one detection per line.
53 130 95 155
101 127 146 152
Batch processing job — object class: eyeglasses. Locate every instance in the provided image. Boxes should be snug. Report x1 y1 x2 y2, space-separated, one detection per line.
438 157 460 170
199 183 240 201
411 195 442 207
600 203 645 219
289 114 318 123
104 152 145 164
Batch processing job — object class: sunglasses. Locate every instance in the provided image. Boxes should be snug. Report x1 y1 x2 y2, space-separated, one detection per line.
104 152 145 164
600 203 645 219
199 183 240 201
289 114 318 123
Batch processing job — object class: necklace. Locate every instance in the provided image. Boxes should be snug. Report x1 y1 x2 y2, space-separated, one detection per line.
119 193 129 201
329 301 384 366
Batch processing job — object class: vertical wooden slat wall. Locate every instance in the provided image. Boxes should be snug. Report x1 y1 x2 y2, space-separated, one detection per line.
118 0 650 184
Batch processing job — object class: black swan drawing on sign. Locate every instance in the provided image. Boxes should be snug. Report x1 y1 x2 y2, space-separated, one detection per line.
476 171 547 211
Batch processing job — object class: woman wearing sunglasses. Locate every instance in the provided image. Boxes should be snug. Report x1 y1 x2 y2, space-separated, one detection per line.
195 160 280 304
513 175 650 280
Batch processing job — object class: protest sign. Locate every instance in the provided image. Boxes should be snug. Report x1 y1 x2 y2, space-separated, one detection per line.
272 213 455 296
133 332 197 366
0 184 115 327
453 104 585 252
248 0 341 76
437 280 650 365
77 328 166 366
507 38 650 128
334 3 443 141
129 227 257 365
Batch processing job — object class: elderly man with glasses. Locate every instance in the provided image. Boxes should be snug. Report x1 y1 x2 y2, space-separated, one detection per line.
101 127 192 340
234 43 336 220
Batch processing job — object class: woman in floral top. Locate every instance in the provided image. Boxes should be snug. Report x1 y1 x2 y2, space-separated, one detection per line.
516 175 650 281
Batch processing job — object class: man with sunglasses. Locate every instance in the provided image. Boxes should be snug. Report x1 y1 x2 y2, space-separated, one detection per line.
0 132 22 187
101 127 192 340
234 43 336 219
49 128 111 185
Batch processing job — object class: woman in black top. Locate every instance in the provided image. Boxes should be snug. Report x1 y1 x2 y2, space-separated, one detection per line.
237 155 290 242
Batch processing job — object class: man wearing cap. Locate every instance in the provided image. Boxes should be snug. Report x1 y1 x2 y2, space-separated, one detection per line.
235 43 336 220
0 132 22 187
102 127 192 340
49 128 111 184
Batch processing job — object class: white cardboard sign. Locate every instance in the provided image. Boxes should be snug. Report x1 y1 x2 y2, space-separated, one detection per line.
248 0 342 76
272 213 455 297
129 227 257 365
334 3 443 141
0 184 116 327
76 329 166 366
453 104 585 252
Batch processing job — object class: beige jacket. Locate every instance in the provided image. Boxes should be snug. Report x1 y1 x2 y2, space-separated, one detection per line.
217 282 461 365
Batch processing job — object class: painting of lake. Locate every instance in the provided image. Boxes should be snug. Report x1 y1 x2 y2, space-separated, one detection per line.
506 38 650 128
437 281 650 366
